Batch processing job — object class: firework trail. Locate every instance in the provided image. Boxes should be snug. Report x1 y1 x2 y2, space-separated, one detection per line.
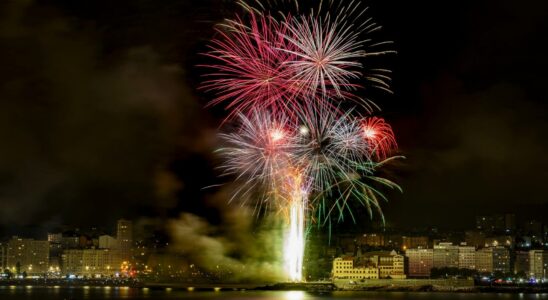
202 0 401 282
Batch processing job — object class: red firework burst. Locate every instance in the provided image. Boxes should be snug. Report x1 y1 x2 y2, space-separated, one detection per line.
360 117 397 160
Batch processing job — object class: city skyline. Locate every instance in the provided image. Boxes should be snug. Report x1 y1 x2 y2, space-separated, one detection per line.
0 214 547 282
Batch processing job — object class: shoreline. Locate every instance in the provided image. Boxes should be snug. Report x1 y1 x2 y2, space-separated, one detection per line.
0 280 547 294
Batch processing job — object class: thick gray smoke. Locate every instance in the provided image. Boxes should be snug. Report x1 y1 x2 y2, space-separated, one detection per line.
168 191 286 283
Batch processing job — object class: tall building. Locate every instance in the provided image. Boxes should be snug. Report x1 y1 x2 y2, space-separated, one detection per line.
6 237 49 275
433 242 459 269
475 248 493 273
458 245 476 270
492 246 510 274
405 248 433 277
117 219 133 251
528 250 546 279
47 233 63 262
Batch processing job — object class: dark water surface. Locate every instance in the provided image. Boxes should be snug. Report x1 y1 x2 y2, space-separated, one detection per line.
0 286 547 300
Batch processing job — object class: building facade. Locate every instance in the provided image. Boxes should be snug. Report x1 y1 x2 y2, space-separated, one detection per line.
475 246 510 274
117 219 133 250
475 248 493 273
529 250 547 279
62 249 123 277
433 242 459 269
332 257 379 280
362 250 406 279
405 248 433 277
458 246 476 269
6 237 49 275
0 243 6 271
492 246 510 274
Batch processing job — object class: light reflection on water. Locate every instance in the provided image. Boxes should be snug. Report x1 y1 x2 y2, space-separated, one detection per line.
0 286 546 300
285 291 306 300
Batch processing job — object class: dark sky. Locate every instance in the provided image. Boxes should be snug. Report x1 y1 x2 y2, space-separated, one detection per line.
0 0 546 236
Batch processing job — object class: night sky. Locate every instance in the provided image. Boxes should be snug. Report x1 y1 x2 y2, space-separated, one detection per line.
0 0 546 236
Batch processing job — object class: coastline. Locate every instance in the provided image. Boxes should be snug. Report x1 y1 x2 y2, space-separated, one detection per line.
0 279 547 294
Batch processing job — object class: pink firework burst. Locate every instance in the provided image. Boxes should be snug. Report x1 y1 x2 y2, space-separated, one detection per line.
201 12 304 117
360 117 397 160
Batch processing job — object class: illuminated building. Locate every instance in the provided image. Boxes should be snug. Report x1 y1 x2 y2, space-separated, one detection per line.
6 237 49 275
458 245 476 270
361 250 406 279
332 257 379 280
529 250 547 279
405 248 433 277
484 235 513 248
475 248 493 273
401 236 429 250
47 233 62 244
117 219 133 247
358 233 385 247
475 246 510 274
0 243 6 271
117 219 133 261
62 249 123 277
492 246 510 273
433 242 459 268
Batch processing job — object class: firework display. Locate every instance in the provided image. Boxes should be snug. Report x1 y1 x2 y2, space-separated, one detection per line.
202 0 401 282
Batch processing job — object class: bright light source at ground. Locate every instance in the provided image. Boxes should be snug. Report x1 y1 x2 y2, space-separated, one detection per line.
284 291 306 300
